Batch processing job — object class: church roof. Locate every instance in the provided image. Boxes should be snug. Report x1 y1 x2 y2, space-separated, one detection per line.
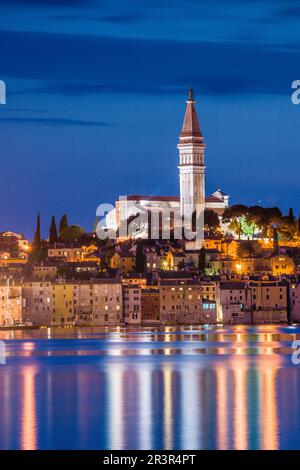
205 195 224 203
180 89 203 139
127 195 179 202
213 188 228 197
125 194 225 205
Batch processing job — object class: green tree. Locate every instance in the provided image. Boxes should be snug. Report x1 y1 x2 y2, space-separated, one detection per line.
93 215 100 233
273 228 279 255
237 240 261 258
59 214 68 237
49 216 58 244
240 215 257 239
33 211 41 248
204 209 220 233
30 213 48 263
198 247 206 274
100 242 115 271
135 240 145 273
247 206 265 239
259 207 282 238
288 207 295 226
60 225 85 241
222 204 248 239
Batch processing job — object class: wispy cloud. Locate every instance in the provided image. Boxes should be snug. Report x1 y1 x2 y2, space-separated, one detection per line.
1 29 298 97
98 13 146 24
0 0 93 5
0 116 109 126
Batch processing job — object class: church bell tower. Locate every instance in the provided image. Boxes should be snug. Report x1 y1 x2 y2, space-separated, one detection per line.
178 90 206 225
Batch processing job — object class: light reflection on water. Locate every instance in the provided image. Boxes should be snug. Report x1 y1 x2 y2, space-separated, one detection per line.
0 325 300 449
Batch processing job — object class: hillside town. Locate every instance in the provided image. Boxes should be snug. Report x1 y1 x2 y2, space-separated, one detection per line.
1 209 300 328
1 91 300 328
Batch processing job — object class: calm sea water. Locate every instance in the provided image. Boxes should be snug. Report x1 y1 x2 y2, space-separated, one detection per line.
0 325 300 450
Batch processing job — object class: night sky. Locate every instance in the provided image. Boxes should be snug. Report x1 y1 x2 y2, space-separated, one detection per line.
0 0 299 238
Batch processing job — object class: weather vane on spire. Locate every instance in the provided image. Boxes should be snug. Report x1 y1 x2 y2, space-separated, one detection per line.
188 88 194 101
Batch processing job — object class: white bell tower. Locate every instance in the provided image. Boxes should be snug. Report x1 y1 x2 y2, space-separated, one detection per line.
178 90 205 248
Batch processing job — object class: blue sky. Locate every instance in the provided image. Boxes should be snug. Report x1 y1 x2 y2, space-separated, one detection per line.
0 0 299 237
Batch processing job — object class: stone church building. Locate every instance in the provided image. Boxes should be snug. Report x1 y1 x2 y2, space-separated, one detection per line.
104 90 229 239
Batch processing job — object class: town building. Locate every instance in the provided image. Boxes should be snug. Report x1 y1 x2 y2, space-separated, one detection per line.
123 284 142 324
0 280 22 326
291 281 300 322
159 279 202 324
215 280 288 324
22 281 53 325
0 231 29 254
110 247 136 273
32 263 58 280
270 255 295 276
141 288 160 324
74 280 122 325
52 281 77 325
48 244 82 262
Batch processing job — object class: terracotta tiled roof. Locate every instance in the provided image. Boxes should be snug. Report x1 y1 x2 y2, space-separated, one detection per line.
206 195 224 203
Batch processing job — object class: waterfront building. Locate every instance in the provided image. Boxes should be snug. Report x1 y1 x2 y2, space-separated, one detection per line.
74 280 122 325
159 279 202 324
52 281 77 325
22 281 53 325
141 288 160 324
201 281 216 301
215 280 288 324
216 281 253 324
202 299 217 323
291 282 300 322
250 281 288 323
0 280 22 326
123 284 142 324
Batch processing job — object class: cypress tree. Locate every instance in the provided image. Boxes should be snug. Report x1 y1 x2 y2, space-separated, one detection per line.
30 211 42 263
135 241 145 273
198 247 206 274
33 211 41 248
273 228 279 255
93 215 100 233
49 216 58 244
59 214 68 236
288 208 295 226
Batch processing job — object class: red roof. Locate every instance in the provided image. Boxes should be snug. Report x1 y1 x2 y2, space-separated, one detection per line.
205 195 223 203
180 91 203 141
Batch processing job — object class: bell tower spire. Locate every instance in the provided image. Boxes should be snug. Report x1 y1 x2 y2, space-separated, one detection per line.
178 90 206 246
